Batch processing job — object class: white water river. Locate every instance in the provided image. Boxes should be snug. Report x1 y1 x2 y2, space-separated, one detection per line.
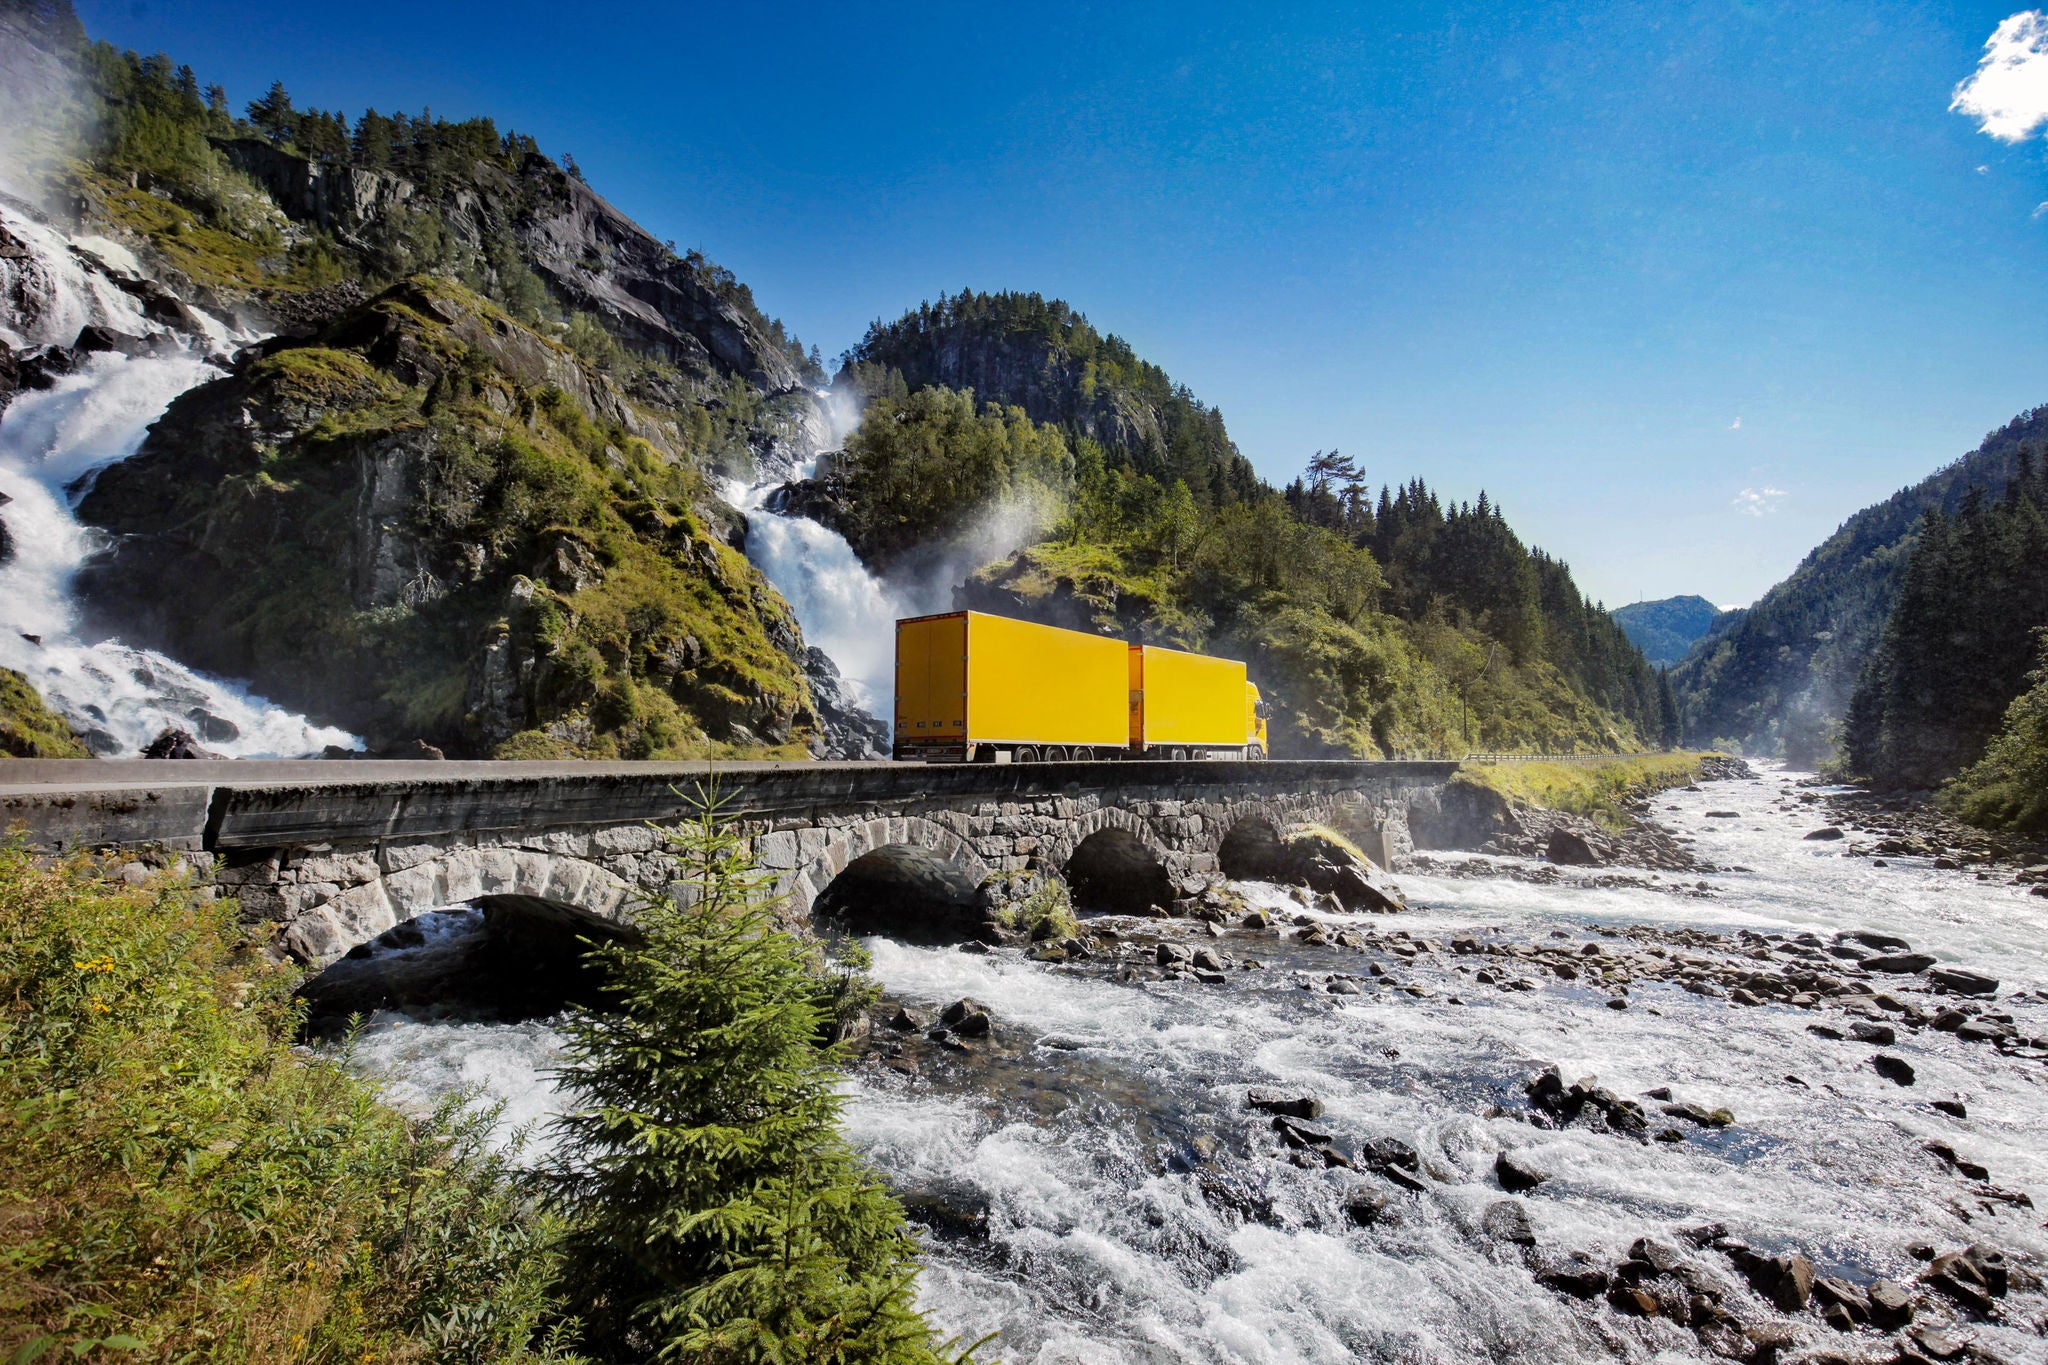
337 766 2048 1362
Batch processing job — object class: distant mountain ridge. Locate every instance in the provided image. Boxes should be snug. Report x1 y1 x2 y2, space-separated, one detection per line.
1611 595 1723 669
1672 405 2048 762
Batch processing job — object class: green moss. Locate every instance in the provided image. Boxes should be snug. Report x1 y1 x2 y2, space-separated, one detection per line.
0 669 90 758
1453 753 1707 831
76 170 341 296
252 346 408 407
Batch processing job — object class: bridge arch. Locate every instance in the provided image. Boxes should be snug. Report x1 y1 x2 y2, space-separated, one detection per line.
1044 807 1176 912
279 847 633 967
785 816 995 942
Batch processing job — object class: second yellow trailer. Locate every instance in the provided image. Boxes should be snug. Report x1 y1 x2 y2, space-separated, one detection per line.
893 611 1267 762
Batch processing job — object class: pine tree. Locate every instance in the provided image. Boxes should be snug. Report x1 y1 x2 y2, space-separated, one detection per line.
547 792 973 1365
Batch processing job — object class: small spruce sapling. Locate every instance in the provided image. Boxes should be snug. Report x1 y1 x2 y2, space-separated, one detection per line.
547 790 985 1364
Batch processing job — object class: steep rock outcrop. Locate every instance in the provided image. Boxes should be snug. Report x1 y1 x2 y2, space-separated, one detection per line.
216 139 800 392
75 276 818 757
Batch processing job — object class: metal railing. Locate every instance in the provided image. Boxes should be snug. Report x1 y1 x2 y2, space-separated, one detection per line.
1459 753 1630 765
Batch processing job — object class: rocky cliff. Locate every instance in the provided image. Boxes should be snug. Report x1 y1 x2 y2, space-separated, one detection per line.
76 277 819 758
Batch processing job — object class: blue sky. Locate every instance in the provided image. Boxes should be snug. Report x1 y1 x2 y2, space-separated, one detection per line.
79 1 2048 607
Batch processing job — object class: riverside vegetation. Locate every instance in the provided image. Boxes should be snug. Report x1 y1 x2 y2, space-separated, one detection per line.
0 807 981 1365
2 4 1677 761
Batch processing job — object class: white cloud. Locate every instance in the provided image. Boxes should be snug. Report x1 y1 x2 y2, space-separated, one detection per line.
2034 201 2048 219
1953 11 2048 142
1732 486 1787 517
1729 417 1742 430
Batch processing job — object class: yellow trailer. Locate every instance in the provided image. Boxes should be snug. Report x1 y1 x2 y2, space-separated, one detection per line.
894 611 1128 762
1129 643 1267 759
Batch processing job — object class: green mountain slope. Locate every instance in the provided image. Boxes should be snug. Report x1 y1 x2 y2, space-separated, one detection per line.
830 292 1672 757
3 16 846 756
1671 406 2048 763
1612 595 1723 668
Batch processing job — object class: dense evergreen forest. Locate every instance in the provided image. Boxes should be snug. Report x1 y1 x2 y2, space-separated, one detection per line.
1671 406 2048 764
834 293 1674 757
1842 451 2048 826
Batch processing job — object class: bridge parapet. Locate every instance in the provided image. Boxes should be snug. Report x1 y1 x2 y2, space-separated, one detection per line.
0 758 1458 966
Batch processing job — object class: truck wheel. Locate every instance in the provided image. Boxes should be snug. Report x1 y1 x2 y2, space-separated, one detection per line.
1017 745 1040 763
1046 745 1069 762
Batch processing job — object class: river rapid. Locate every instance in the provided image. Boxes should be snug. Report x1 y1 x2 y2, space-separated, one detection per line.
335 766 2048 1364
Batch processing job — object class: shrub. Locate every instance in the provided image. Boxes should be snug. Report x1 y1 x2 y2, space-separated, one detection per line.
545 794 984 1364
0 848 580 1362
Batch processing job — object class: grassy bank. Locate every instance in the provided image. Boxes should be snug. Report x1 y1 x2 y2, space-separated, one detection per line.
1453 753 1708 831
0 848 575 1363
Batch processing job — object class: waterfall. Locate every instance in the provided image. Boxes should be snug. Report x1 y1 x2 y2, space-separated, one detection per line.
0 200 360 757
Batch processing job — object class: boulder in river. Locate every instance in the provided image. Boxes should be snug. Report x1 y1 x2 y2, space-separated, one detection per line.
1495 1149 1546 1192
1802 827 1845 841
140 727 220 759
1481 1199 1536 1247
1861 951 1936 974
1871 1053 1916 1086
939 997 992 1036
1544 827 1601 866
1246 1088 1322 1120
1844 929 1911 951
1927 966 1998 996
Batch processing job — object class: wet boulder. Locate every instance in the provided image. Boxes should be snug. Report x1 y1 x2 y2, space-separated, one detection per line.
1481 1199 1536 1247
938 997 992 1037
1861 951 1936 974
1927 966 1998 996
1545 827 1602 866
1495 1149 1547 1192
140 727 221 759
1246 1089 1322 1120
1871 1053 1916 1086
1802 827 1845 841
1531 1249 1609 1298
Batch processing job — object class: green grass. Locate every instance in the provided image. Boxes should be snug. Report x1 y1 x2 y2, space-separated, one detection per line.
0 669 90 759
0 849 579 1363
1453 753 1708 831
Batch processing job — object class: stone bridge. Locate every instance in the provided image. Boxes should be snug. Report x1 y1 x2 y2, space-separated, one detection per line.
0 758 1457 967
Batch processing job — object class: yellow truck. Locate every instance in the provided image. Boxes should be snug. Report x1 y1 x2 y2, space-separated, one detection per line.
893 610 1268 762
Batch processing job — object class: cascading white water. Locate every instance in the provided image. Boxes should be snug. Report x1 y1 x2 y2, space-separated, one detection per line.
0 200 360 756
328 768 2048 1362
738 483 911 710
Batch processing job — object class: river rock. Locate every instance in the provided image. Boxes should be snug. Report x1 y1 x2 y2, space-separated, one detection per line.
1545 827 1601 866
939 998 992 1036
1343 1188 1391 1226
887 1005 925 1031
1246 1088 1322 1120
1802 827 1845 840
1907 1325 1966 1361
1927 966 1998 996
1532 1249 1609 1297
1861 951 1936 974
1847 1021 1896 1045
1730 1247 1814 1311
1866 1277 1913 1328
1845 929 1911 951
140 727 220 759
1496 1149 1546 1192
1156 942 1193 967
1482 1199 1536 1246
1871 1053 1916 1086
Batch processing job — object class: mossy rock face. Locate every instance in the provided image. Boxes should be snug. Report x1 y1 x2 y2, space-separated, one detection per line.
0 669 91 758
74 278 816 758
